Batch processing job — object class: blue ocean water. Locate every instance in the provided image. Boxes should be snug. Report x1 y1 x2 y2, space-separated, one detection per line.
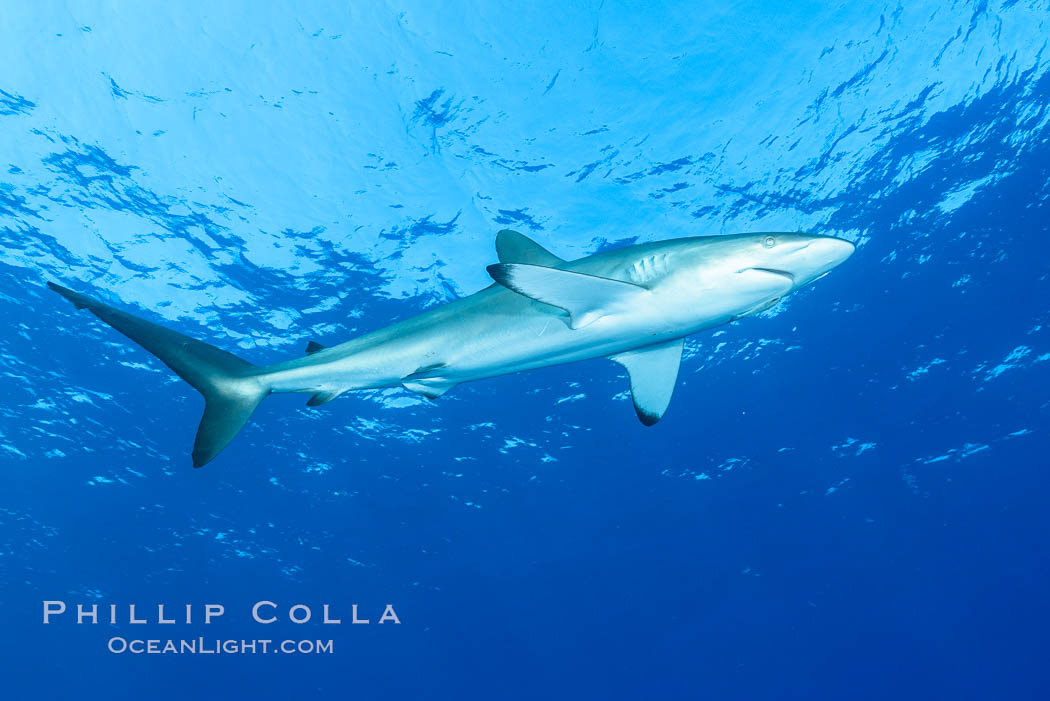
2 1 1049 698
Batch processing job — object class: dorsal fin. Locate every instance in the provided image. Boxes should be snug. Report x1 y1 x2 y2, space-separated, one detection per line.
305 341 326 355
487 263 650 329
495 230 564 267
610 339 684 425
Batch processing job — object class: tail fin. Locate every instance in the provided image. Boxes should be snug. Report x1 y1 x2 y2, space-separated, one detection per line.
47 282 269 467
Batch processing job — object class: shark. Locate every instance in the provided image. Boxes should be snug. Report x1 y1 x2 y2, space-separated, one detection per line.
48 229 854 467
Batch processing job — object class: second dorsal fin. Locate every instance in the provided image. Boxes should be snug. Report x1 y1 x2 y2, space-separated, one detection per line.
305 341 326 355
495 229 564 267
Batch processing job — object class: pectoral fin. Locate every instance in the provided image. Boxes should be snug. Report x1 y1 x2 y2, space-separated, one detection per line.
487 263 650 329
495 230 565 267
610 339 684 425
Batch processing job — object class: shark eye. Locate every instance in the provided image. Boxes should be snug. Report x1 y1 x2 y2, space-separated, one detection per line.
763 236 777 248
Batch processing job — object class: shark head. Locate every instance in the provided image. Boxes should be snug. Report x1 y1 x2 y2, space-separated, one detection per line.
650 232 856 323
737 232 856 289
677 232 853 289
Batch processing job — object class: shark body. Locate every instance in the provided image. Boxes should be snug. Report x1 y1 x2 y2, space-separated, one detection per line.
49 230 854 467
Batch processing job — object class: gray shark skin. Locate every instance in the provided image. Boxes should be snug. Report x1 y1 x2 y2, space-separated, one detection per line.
48 230 854 467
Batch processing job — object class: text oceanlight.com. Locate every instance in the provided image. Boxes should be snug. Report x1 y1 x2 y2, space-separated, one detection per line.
107 637 334 655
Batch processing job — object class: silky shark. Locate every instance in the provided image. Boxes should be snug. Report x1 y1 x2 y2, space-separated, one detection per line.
48 230 854 467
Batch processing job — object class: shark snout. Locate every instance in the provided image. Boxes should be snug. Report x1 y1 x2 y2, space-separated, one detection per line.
814 236 855 268
777 234 855 287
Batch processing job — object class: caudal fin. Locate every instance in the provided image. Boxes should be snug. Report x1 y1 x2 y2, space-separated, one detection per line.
47 282 269 467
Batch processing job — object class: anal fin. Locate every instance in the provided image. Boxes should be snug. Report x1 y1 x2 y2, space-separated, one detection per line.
402 363 456 399
402 379 455 399
306 389 343 406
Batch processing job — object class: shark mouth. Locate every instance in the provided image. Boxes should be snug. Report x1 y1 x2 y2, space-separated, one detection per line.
746 267 796 283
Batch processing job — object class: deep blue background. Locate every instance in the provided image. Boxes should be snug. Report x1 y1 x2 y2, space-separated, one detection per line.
2 2 1049 699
